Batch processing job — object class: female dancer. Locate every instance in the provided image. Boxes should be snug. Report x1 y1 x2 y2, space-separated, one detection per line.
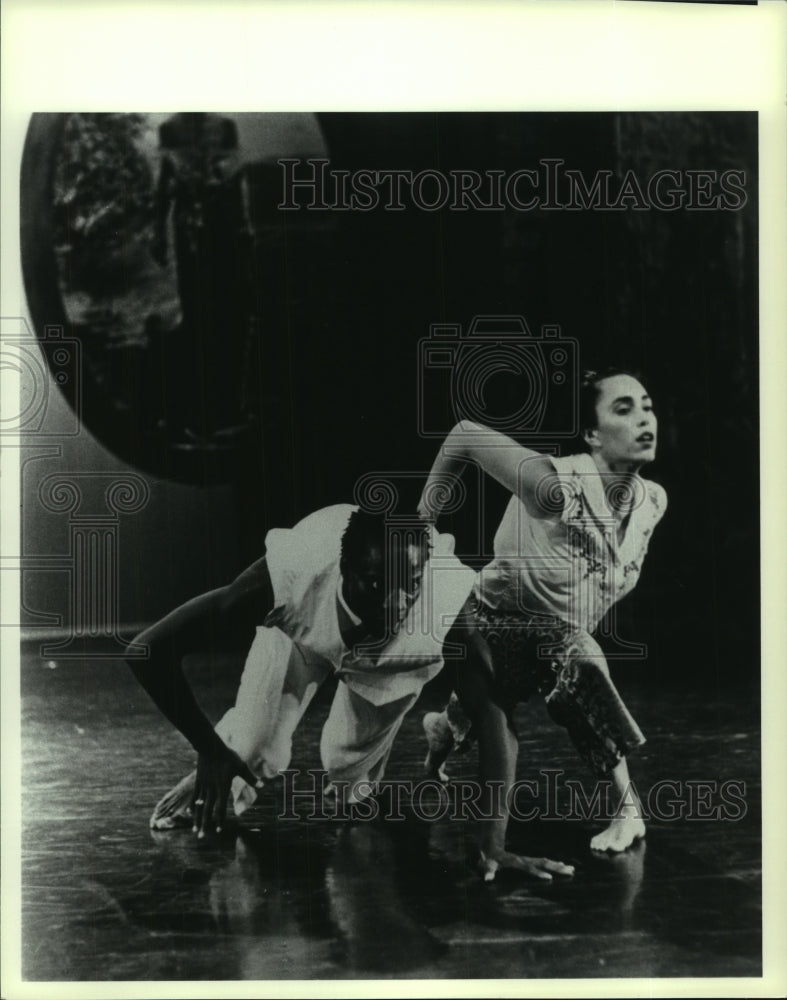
418 369 667 879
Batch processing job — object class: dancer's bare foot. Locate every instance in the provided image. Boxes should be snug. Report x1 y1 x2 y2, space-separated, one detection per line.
590 811 646 852
150 760 263 833
150 770 197 830
591 758 646 852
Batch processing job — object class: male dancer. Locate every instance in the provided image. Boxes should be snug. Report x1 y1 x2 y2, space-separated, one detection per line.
129 503 575 883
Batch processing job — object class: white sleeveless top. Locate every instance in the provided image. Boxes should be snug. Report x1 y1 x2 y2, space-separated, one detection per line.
264 504 475 705
475 453 667 633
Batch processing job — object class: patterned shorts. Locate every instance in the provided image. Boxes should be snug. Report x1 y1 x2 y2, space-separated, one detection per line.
471 605 646 775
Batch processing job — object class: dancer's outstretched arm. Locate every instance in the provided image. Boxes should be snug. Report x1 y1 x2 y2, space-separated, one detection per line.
128 557 273 831
418 421 559 523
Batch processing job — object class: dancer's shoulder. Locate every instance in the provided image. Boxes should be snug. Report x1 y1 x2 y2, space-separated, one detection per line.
641 478 668 519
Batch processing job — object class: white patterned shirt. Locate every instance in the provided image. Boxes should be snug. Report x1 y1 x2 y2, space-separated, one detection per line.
475 453 667 633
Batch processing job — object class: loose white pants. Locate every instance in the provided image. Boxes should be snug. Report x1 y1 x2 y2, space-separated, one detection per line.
214 626 422 812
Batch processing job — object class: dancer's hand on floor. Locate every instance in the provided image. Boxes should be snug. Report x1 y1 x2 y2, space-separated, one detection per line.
479 849 575 883
191 737 263 837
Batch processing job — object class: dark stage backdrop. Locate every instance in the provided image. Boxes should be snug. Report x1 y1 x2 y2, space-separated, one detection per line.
20 111 759 695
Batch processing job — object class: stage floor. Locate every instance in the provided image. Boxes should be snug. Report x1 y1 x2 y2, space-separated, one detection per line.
17 650 761 983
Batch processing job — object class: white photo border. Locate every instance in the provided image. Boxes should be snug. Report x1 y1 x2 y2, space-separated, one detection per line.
1 2 785 998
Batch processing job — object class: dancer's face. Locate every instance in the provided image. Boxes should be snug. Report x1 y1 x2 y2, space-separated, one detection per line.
343 541 425 633
584 374 657 469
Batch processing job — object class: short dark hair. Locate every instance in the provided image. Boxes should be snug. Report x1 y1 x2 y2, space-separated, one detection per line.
579 367 642 448
340 509 431 569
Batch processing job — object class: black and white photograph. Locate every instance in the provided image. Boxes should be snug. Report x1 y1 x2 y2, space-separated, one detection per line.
2 2 785 997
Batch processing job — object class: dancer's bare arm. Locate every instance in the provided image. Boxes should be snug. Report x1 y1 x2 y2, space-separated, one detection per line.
459 630 575 882
127 557 274 826
418 421 560 523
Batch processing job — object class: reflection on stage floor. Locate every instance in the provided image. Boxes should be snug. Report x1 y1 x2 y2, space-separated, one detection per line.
19 650 761 982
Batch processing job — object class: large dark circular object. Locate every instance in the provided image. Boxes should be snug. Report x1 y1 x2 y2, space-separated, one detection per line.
20 112 328 484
